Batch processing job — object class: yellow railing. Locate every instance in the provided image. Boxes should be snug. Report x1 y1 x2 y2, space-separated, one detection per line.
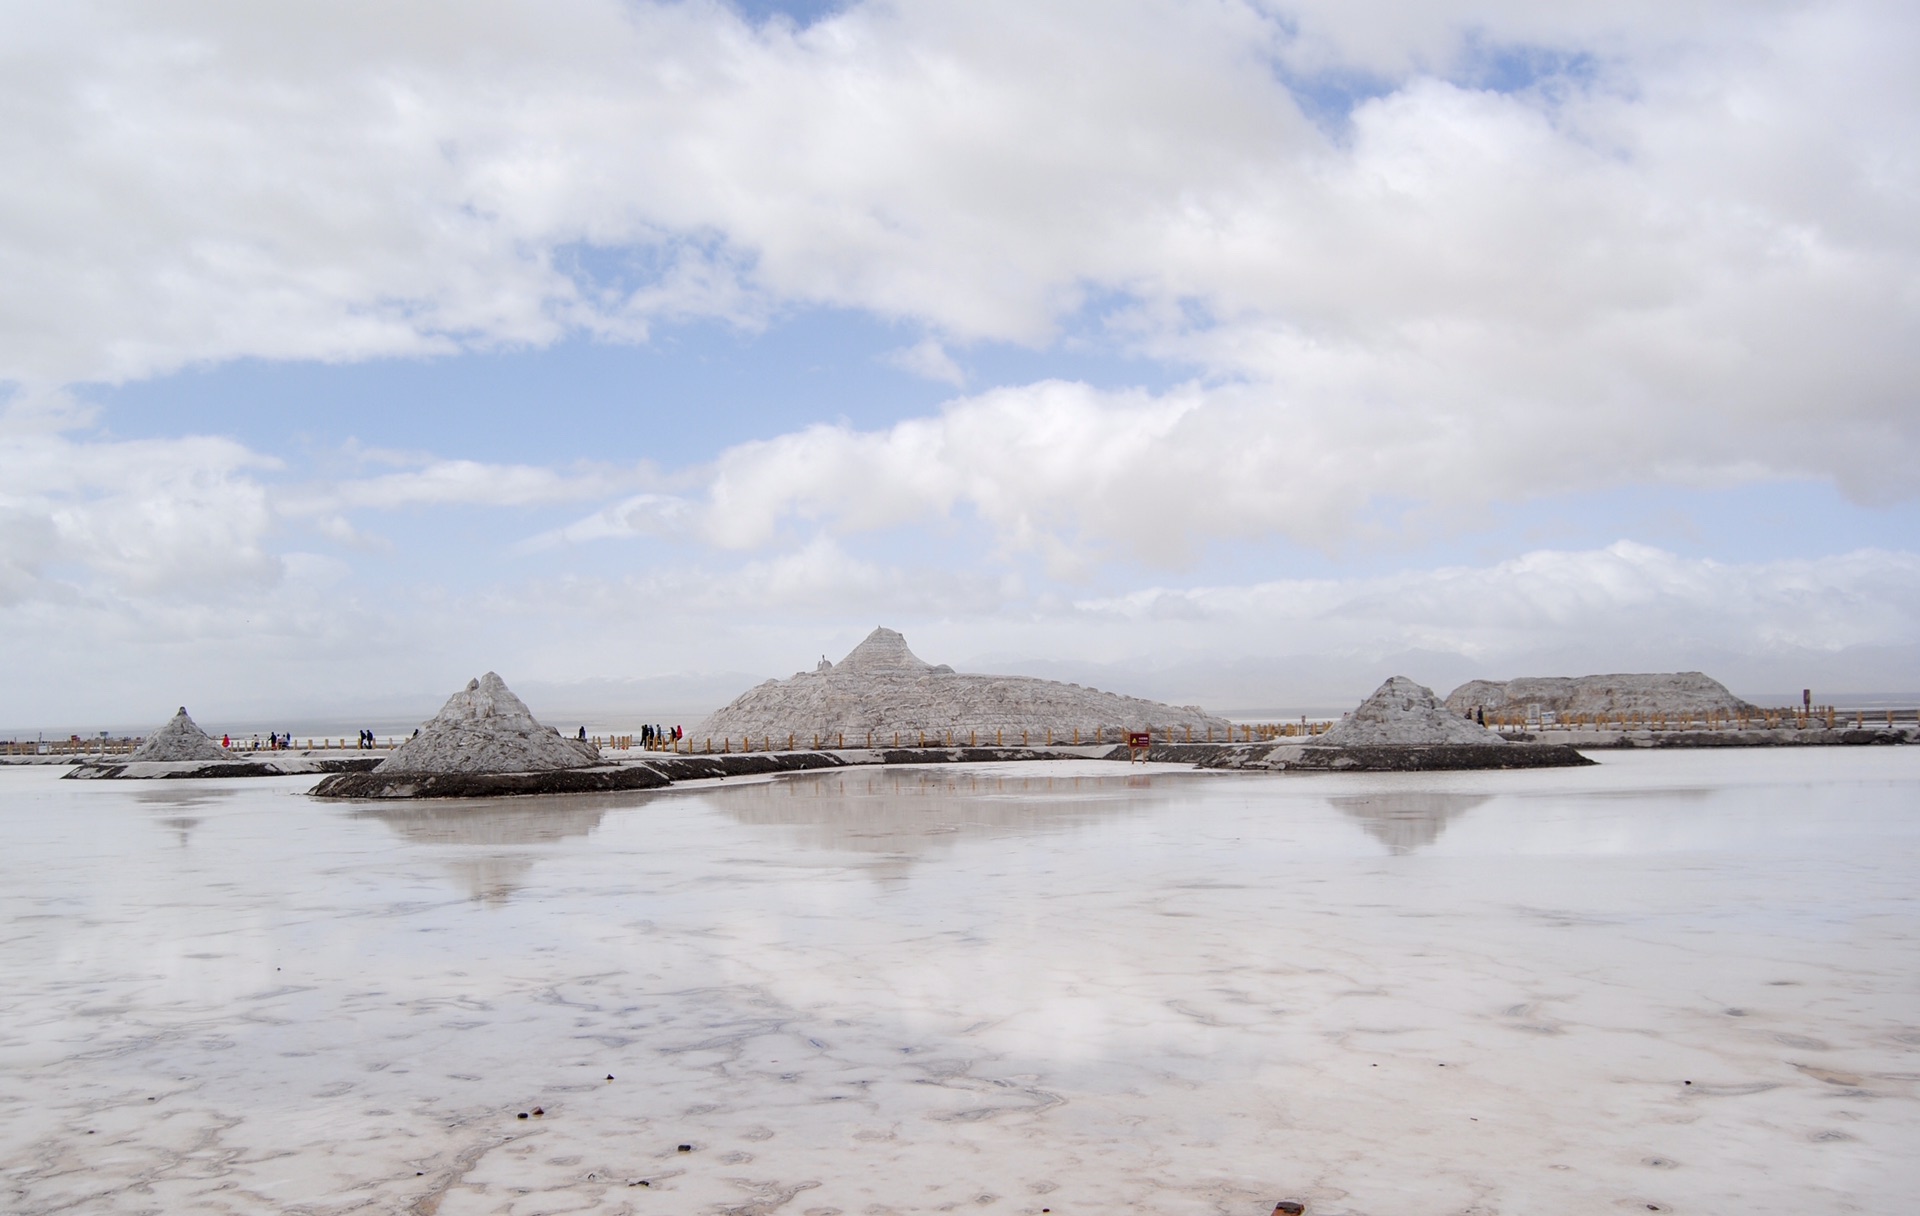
613 721 1343 756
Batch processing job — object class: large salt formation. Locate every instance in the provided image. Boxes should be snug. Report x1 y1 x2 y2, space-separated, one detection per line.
1444 672 1756 719
700 628 1230 743
374 673 601 774
131 707 228 762
1315 677 1508 747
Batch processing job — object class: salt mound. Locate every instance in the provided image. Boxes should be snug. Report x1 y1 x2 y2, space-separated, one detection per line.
1445 672 1756 719
1315 677 1507 747
131 707 228 761
375 673 601 775
699 627 1229 742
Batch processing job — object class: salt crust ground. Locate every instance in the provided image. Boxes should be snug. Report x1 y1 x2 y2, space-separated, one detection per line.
700 627 1231 742
11 752 1919 1213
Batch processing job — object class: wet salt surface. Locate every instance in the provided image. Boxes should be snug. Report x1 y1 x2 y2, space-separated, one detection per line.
2 751 1916 1215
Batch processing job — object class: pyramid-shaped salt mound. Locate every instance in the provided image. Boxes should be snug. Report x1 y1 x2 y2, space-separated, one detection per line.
375 673 601 775
699 627 1228 742
1315 677 1508 747
132 707 228 761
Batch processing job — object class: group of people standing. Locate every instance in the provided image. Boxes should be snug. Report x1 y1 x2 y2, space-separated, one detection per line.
641 723 681 749
221 731 293 750
214 730 382 749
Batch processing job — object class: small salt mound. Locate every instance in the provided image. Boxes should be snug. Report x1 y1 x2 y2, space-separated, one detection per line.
131 707 228 762
1315 677 1507 747
376 673 601 775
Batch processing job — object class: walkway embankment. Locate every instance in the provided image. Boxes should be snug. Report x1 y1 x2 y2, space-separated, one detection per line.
311 746 1121 798
1523 726 1916 749
66 756 383 780
309 740 1607 799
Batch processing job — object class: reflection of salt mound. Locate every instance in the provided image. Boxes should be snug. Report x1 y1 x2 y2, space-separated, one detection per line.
1329 792 1490 854
1316 677 1507 747
699 627 1229 741
1444 672 1756 718
132 707 228 761
376 673 600 775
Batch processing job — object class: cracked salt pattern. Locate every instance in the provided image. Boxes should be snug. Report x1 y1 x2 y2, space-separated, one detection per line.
2 750 1917 1214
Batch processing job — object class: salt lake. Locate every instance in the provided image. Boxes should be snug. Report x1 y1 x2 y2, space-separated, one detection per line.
2 749 1916 1214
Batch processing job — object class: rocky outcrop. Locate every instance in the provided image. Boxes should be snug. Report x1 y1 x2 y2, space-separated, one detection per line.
1444 672 1756 719
130 707 228 762
373 673 601 775
1316 677 1507 747
698 628 1230 742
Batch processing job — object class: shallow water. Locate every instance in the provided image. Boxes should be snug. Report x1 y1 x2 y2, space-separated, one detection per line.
2 750 1916 1215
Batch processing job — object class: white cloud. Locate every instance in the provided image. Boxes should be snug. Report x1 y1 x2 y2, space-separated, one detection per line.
2 1 1917 723
882 338 965 386
0 426 281 601
4 488 1916 724
513 492 694 551
288 458 646 513
698 380 1221 568
1076 541 1920 659
0 0 1911 522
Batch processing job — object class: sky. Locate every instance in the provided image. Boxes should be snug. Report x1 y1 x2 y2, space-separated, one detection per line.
2 0 1917 731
